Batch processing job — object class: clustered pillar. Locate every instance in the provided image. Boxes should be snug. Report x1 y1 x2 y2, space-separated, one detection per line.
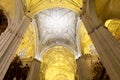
77 56 91 80
82 0 120 80
27 59 41 80
0 0 30 79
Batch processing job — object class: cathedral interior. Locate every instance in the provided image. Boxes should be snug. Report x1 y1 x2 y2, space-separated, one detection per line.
0 0 120 80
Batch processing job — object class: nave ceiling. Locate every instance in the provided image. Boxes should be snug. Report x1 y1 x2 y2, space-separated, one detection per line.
0 0 120 80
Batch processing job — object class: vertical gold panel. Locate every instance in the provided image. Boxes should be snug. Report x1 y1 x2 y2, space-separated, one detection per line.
15 24 35 62
79 22 93 54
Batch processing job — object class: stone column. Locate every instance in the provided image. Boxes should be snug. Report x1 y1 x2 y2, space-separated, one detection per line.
77 56 91 80
82 0 120 80
27 58 41 80
0 0 30 79
0 0 25 54
0 16 30 79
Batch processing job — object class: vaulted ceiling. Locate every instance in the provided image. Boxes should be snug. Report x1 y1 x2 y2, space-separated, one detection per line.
0 1 120 80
